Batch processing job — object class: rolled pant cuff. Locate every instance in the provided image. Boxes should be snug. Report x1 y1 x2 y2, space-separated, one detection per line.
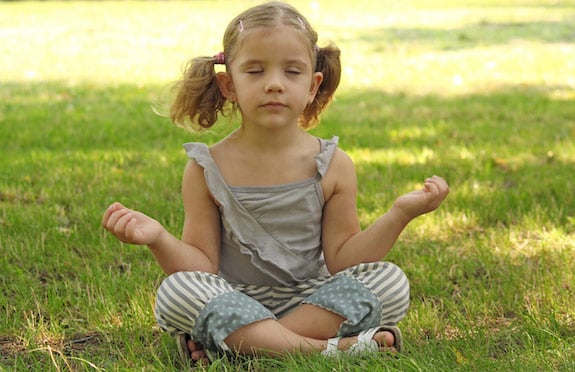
303 275 380 337
193 291 276 352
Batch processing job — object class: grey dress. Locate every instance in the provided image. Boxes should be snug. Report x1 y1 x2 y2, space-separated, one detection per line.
182 136 338 286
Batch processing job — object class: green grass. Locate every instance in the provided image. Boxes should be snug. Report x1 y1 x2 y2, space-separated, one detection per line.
1 0 574 370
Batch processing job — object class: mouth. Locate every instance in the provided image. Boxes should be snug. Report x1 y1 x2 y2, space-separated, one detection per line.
261 102 287 109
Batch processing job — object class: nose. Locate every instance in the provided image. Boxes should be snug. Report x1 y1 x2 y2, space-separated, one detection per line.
264 71 285 93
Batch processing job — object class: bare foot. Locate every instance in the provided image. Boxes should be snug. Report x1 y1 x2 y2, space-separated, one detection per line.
187 339 210 364
338 330 397 353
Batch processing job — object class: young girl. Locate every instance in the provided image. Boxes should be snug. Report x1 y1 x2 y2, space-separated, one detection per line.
102 1 448 365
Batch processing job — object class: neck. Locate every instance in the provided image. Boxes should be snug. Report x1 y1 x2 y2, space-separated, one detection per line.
232 125 306 152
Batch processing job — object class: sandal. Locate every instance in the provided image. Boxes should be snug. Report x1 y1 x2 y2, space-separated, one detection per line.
175 333 192 363
322 326 403 356
176 333 214 365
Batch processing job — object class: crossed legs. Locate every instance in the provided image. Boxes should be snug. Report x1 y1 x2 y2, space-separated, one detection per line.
189 303 397 363
156 263 408 363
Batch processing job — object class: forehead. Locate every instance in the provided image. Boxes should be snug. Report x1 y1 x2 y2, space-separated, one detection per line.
232 26 313 64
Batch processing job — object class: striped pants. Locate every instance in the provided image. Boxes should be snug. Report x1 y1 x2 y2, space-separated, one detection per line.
154 262 409 353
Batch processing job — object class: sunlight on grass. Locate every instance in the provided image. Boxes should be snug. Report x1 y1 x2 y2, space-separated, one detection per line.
349 147 437 166
2 1 573 98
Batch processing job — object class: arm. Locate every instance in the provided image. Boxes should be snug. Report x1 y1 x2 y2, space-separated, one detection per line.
102 160 221 275
321 150 449 274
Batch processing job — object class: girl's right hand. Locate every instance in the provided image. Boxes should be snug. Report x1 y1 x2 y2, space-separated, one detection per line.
102 202 164 246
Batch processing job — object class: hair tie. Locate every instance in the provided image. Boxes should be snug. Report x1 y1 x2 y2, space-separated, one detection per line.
214 52 225 65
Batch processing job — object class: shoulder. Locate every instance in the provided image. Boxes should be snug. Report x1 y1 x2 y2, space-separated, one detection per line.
182 160 209 196
328 148 356 177
183 158 205 178
321 147 357 201
333 147 354 166
182 159 221 210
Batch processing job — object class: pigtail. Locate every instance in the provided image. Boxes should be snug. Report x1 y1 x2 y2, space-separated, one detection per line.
300 42 341 129
170 56 227 131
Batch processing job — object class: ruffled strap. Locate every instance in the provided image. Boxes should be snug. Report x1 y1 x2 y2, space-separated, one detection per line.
315 136 339 177
182 142 231 204
183 142 211 166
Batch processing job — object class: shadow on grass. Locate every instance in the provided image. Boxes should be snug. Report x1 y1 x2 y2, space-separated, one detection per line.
2 81 573 150
0 81 192 153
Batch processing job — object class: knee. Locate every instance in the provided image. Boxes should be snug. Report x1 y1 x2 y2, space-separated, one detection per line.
342 262 410 320
371 263 410 325
374 262 409 304
305 275 381 336
155 271 233 320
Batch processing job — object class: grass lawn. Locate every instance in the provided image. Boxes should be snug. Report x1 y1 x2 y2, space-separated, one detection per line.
1 0 574 370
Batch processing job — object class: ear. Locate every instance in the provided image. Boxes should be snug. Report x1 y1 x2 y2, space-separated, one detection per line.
215 72 237 102
308 72 323 103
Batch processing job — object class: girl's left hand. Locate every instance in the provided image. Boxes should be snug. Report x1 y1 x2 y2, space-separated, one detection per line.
392 175 449 220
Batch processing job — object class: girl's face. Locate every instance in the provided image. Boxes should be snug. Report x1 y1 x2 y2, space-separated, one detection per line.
218 25 323 131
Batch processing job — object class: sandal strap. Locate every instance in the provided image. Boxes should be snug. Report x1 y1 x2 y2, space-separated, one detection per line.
321 337 341 356
349 326 403 355
357 327 381 345
348 328 379 355
322 326 404 357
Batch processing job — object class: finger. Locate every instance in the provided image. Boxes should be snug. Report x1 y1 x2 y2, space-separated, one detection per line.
102 202 124 226
435 182 449 199
113 212 137 237
426 176 449 196
124 216 141 241
430 175 449 192
427 177 449 206
105 207 132 232
424 178 440 194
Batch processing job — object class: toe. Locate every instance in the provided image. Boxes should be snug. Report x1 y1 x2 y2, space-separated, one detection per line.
188 340 208 363
187 339 204 352
374 331 396 350
191 350 208 363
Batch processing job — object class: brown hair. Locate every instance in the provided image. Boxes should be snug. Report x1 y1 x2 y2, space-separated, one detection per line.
170 1 341 131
